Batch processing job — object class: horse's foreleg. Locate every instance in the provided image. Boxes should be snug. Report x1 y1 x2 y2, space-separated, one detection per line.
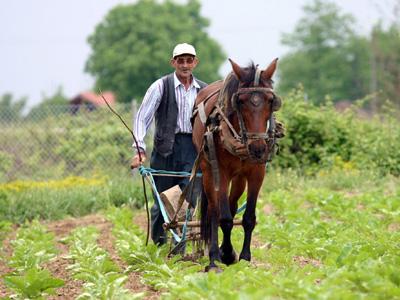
229 175 246 219
219 175 246 265
201 163 221 271
207 202 220 271
239 170 264 262
219 174 236 265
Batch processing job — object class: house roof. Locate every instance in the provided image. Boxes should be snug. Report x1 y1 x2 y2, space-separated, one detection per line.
71 91 116 106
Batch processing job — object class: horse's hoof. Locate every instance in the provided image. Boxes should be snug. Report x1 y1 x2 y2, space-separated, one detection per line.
205 265 223 273
239 253 251 262
220 249 238 265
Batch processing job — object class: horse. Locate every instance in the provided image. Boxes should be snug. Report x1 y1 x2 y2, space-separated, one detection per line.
191 58 281 271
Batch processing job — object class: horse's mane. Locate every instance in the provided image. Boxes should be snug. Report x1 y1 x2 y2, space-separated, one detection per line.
220 63 257 117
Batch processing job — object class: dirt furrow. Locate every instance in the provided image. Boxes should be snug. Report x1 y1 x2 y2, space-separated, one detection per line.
0 227 17 297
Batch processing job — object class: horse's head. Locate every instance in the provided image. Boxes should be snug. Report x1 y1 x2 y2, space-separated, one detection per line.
227 58 281 162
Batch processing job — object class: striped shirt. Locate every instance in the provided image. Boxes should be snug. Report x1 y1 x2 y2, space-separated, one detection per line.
133 72 201 152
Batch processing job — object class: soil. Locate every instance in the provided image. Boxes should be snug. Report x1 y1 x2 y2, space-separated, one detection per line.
0 227 16 298
0 213 159 299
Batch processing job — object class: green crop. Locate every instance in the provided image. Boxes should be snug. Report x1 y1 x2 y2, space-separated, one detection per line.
3 268 64 299
104 170 400 300
8 221 58 272
64 226 143 299
2 221 64 299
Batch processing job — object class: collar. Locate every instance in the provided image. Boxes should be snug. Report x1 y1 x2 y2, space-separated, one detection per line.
173 72 200 89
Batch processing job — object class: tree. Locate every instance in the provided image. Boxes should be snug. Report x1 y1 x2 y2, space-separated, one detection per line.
0 93 27 123
370 23 400 110
277 0 371 104
86 0 225 103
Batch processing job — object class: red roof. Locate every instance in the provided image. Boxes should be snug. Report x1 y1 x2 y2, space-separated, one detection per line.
71 91 116 106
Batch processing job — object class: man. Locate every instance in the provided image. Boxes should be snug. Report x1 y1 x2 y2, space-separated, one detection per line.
131 43 207 245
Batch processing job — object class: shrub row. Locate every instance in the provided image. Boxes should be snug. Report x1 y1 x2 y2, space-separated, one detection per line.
274 88 400 175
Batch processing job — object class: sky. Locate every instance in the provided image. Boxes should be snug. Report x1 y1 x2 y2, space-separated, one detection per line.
0 0 397 109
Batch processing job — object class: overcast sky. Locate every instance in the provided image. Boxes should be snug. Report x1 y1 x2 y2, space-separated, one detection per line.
0 0 396 109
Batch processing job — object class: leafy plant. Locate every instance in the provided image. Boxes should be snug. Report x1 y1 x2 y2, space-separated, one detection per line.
2 221 64 299
0 220 11 244
104 170 400 300
64 226 140 299
3 268 64 299
8 220 58 272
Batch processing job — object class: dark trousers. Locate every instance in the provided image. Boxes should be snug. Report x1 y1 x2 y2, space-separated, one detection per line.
150 134 198 245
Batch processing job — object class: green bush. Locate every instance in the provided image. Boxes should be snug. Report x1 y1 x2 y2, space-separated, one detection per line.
0 105 135 181
275 88 400 175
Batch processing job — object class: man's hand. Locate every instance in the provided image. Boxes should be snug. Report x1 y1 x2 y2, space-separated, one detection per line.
130 153 147 169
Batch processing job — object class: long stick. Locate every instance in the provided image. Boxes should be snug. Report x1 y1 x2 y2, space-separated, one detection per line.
99 90 142 163
100 90 149 244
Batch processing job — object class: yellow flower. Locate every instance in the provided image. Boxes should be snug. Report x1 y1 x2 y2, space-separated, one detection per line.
0 176 106 193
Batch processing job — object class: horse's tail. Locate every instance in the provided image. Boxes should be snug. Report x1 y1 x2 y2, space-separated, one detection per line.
200 187 210 244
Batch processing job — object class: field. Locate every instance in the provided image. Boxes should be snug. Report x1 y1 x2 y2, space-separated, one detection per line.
1 166 399 299
1 92 400 299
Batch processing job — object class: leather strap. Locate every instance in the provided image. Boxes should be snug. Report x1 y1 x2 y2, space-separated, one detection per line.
197 102 207 125
205 131 220 191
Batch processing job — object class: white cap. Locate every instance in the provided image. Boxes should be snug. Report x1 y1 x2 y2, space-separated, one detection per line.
172 43 196 58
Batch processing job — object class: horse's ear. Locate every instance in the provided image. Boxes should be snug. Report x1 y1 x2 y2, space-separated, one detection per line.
229 58 246 81
261 58 278 80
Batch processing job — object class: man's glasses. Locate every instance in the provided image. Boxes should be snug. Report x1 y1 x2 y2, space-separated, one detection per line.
175 57 195 64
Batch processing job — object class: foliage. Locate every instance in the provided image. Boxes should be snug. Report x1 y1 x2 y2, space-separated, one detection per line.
251 172 400 299
0 175 144 223
0 105 134 181
0 93 27 124
3 268 64 299
0 176 106 192
370 23 400 110
0 151 12 181
8 220 58 272
25 87 69 121
274 87 400 175
86 0 225 103
0 220 12 246
105 207 203 291
104 170 400 300
55 115 133 174
277 0 371 104
278 0 400 108
2 221 64 298
2 168 399 299
63 226 142 299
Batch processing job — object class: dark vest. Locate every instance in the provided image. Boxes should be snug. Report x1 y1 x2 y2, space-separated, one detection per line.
153 73 207 157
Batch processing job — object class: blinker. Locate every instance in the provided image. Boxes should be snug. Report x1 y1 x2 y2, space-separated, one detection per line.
272 95 282 112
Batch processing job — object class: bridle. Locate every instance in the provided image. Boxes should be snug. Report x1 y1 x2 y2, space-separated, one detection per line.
229 67 278 161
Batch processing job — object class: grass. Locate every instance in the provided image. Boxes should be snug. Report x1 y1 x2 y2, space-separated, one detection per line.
0 174 144 223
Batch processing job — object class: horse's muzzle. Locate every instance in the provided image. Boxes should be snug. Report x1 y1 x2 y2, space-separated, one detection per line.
248 141 268 162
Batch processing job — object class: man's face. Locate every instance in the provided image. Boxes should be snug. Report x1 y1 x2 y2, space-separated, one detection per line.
170 55 198 80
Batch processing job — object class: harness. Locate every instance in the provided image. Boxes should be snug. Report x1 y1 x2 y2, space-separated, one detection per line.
213 68 278 162
193 68 281 189
228 68 277 162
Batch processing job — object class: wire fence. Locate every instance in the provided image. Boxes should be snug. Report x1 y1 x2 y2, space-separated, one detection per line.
0 103 153 182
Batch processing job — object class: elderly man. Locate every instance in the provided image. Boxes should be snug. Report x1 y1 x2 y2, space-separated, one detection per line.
131 43 207 245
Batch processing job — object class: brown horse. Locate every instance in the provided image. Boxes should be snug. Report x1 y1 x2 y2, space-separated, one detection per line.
192 58 281 271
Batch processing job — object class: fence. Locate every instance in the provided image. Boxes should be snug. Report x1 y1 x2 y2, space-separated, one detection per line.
0 103 152 182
